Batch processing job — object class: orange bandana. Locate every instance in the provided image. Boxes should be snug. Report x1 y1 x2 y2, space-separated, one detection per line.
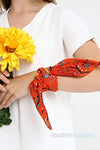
29 58 100 130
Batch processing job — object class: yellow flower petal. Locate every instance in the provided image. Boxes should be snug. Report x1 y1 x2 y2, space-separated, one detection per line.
0 27 36 71
0 58 8 71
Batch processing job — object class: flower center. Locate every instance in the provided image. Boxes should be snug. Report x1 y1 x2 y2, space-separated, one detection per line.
5 46 16 53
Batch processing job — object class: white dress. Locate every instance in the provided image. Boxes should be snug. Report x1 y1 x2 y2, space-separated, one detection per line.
0 2 96 150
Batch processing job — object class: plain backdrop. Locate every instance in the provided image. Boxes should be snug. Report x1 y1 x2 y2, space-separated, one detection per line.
57 0 100 150
1 1 100 150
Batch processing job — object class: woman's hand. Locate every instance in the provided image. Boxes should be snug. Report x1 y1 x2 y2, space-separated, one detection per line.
0 68 10 92
0 71 37 109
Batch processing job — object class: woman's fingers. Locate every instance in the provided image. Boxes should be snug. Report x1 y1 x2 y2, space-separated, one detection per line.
0 65 10 77
0 71 10 92
0 83 7 92
0 91 12 108
0 94 15 109
2 69 10 77
0 91 6 103
0 90 7 109
0 84 7 106
0 72 10 84
4 95 16 108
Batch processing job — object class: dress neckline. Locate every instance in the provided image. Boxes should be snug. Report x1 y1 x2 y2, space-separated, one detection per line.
5 2 54 30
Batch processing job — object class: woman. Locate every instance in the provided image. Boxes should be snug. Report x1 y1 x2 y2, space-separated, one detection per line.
0 0 100 150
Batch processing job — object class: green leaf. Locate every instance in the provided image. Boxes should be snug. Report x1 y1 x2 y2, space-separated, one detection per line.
0 107 12 127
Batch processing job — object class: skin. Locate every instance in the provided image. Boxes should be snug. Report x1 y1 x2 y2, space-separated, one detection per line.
0 0 48 108
58 39 100 92
0 0 100 109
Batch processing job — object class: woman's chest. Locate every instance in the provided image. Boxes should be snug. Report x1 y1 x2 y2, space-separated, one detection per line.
7 11 39 29
16 29 67 76
0 12 68 75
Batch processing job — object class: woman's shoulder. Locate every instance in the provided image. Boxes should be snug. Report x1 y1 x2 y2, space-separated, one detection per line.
51 4 72 15
50 3 81 22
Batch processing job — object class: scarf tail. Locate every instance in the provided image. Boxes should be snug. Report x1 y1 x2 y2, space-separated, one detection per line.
30 58 100 130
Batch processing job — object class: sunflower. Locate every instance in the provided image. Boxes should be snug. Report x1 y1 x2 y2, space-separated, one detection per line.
0 27 36 72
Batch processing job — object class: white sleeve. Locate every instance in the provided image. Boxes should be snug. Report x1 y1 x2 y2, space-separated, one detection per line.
61 8 97 58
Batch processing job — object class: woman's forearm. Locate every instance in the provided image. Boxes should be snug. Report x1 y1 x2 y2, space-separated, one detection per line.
58 66 100 93
29 66 100 93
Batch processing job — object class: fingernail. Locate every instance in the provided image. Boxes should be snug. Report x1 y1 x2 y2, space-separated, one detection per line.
4 106 8 108
0 106 3 109
2 87 6 92
6 73 10 77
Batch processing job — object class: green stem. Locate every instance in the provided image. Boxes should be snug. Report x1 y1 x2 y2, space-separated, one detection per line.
0 63 13 127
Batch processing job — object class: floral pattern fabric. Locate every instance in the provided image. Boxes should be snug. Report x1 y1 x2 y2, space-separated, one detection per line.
29 58 100 130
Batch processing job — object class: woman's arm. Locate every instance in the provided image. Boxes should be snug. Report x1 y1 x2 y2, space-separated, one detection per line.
0 71 37 109
0 39 100 108
58 39 100 92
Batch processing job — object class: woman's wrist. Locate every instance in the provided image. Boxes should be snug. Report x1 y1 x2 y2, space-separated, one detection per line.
23 70 37 86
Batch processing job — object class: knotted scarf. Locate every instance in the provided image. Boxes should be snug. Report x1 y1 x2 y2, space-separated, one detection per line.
29 58 100 130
